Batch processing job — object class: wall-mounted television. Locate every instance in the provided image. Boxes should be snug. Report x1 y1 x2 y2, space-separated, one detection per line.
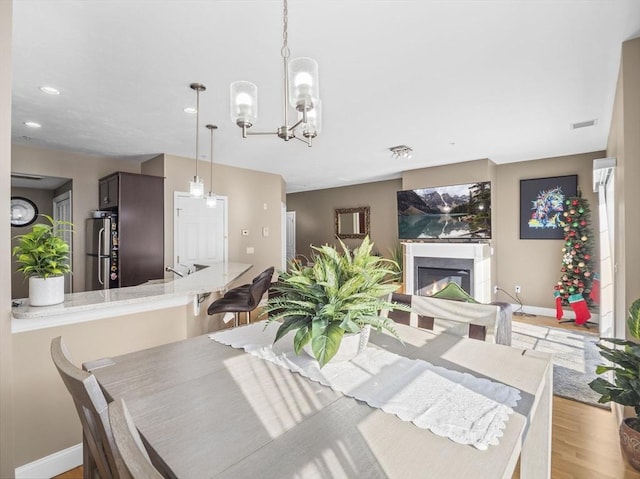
397 181 491 240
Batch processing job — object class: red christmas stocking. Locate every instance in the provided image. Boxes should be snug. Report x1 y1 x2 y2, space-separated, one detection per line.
589 273 600 305
569 293 591 325
554 291 564 320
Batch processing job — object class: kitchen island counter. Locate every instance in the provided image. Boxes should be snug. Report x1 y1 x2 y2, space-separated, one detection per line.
11 261 252 333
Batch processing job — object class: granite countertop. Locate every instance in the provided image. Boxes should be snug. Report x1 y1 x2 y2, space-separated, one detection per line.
11 262 253 331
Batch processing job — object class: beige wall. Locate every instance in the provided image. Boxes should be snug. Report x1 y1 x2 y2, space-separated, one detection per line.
286 179 402 260
11 145 141 292
144 154 284 287
607 37 640 338
288 155 601 309
496 152 601 308
10 187 55 299
12 307 189 467
1 1 15 476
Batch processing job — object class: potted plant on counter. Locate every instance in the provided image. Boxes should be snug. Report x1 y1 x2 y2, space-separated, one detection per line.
12 214 73 306
262 236 410 368
589 298 640 470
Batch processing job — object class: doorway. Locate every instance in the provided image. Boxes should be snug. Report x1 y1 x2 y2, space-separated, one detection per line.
286 211 296 263
174 192 228 268
53 190 73 293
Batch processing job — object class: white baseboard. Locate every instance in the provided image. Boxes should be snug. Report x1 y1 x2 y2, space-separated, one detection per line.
15 443 82 479
512 303 600 324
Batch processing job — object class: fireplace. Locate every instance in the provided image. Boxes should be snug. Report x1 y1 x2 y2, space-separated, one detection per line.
403 242 492 303
416 257 473 297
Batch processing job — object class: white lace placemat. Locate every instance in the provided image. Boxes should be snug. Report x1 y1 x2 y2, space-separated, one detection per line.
209 321 521 450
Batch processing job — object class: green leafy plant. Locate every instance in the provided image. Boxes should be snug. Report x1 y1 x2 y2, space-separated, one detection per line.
12 214 73 278
262 236 411 368
388 242 403 284
589 298 640 431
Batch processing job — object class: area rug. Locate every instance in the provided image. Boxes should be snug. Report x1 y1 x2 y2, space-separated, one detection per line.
511 321 609 408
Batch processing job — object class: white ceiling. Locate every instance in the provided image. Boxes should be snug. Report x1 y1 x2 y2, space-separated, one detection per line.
11 0 640 193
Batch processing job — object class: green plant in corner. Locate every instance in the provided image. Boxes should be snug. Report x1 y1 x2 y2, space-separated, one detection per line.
388 242 403 284
262 236 411 368
589 298 640 430
12 214 73 278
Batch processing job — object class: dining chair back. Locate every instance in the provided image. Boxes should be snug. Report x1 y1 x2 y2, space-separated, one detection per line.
51 336 124 479
109 398 163 479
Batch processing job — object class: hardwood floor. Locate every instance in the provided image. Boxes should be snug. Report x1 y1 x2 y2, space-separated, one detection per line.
54 315 640 479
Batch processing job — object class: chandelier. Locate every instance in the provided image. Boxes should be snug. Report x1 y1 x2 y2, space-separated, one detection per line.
230 0 321 146
389 145 413 160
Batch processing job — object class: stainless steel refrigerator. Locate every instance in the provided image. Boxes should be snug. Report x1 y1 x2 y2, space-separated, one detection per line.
85 215 120 291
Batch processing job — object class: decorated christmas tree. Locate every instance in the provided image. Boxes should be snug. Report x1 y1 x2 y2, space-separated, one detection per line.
554 192 595 324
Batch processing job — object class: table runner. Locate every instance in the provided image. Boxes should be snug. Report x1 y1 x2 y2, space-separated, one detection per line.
209 322 521 450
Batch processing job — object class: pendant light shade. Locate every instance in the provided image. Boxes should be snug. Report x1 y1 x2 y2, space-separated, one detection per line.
189 82 206 197
298 99 321 138
230 81 258 129
288 57 319 112
205 124 218 209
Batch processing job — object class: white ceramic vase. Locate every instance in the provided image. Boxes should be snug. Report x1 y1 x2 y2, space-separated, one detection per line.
29 275 65 306
304 324 371 363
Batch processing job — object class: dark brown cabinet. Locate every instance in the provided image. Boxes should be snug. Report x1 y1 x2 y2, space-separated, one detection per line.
97 172 164 288
98 174 119 208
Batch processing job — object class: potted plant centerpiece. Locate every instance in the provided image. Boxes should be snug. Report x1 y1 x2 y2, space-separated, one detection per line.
262 236 411 368
13 214 73 306
589 298 640 470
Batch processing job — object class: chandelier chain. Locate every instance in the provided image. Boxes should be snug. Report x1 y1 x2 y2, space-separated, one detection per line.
281 0 290 59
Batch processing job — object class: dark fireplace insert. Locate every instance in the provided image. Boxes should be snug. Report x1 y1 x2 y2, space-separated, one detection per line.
414 257 474 297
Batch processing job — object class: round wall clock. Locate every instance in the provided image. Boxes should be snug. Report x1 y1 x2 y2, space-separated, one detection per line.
11 196 39 227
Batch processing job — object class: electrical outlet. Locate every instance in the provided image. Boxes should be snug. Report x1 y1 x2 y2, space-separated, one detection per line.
493 285 498 294
515 285 521 294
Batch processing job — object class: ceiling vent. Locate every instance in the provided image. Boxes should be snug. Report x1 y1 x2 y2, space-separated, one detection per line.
570 119 597 130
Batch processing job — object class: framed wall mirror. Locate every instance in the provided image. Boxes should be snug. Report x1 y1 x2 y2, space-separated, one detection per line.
335 206 370 239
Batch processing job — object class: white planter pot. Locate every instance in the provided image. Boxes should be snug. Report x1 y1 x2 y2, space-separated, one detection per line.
29 276 65 306
304 325 371 363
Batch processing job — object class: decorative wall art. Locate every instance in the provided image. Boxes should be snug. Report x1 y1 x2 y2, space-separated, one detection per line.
519 175 577 239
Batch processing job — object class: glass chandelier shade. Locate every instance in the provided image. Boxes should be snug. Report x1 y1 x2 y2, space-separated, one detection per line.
288 57 319 112
298 99 321 138
230 81 258 128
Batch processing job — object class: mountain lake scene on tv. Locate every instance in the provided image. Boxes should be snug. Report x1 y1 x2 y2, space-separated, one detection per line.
397 182 491 239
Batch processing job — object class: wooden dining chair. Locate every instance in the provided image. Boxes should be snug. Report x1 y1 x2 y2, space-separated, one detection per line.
51 336 124 479
109 398 163 479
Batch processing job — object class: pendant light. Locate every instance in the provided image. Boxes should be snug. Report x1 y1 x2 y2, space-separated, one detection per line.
230 0 320 147
189 82 206 197
205 124 218 208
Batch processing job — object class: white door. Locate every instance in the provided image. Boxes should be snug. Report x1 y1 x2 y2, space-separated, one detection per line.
598 174 616 338
174 193 228 268
286 211 296 263
53 190 73 293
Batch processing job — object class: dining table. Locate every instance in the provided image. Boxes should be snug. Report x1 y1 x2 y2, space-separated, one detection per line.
89 321 552 479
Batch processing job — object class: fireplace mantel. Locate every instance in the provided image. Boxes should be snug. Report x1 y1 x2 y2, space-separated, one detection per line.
403 242 492 303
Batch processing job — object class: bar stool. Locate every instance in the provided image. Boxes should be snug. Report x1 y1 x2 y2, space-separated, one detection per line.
208 272 273 327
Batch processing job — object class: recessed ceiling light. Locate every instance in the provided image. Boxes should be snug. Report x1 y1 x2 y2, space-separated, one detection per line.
39 86 60 95
24 121 41 128
183 107 197 114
